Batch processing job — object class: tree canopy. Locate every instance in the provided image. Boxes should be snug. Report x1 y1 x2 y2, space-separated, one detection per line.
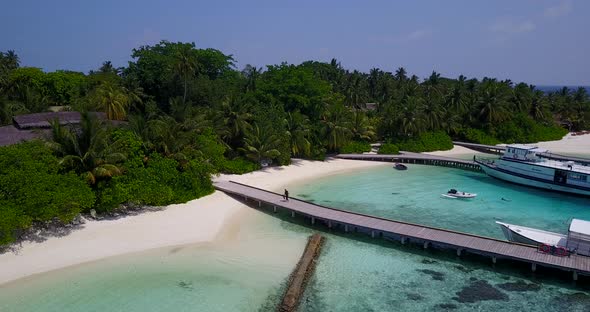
0 41 586 245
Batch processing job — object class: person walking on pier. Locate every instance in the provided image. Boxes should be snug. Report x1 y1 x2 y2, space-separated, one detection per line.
284 189 289 201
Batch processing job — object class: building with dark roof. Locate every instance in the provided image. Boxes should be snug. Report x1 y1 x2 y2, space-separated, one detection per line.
12 111 106 129
0 111 108 147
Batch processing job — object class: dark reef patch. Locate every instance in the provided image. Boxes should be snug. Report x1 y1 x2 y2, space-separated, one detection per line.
497 280 541 292
436 303 458 310
421 259 438 264
453 280 508 303
453 265 474 273
552 292 590 310
406 293 424 301
416 269 445 281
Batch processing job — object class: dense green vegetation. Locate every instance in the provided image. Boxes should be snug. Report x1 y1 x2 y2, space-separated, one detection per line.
0 43 588 245
395 131 454 153
0 141 95 244
340 141 371 154
377 143 400 155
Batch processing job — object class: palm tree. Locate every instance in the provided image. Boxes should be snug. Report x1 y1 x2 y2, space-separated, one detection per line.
321 103 352 151
217 96 253 146
285 111 311 157
511 83 532 113
169 96 192 122
47 112 125 185
350 109 376 141
172 45 199 104
477 82 509 125
395 67 407 82
422 99 444 131
93 83 132 120
398 96 425 137
239 123 282 165
98 61 120 75
0 50 19 74
368 68 382 100
343 71 368 107
242 64 261 92
444 84 467 115
530 90 546 121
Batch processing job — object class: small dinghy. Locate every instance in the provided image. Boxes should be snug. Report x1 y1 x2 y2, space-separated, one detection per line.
441 189 477 199
394 163 408 170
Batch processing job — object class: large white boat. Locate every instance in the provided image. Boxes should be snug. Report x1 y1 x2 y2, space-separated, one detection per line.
496 219 590 256
475 144 590 196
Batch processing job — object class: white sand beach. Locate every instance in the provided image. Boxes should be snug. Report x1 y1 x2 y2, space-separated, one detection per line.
423 145 485 157
0 159 386 285
533 133 590 155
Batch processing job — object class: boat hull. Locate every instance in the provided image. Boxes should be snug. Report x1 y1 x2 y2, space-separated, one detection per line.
496 222 567 247
498 223 541 245
478 162 590 197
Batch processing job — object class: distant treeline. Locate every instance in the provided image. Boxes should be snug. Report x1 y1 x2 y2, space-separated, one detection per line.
0 42 587 245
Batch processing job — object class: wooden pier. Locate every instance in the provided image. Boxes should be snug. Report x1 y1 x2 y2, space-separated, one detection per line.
452 141 506 155
336 152 482 172
214 180 590 280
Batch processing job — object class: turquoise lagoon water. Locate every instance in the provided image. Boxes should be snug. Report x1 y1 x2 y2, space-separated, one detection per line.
293 164 590 311
293 164 590 239
0 210 309 312
2 163 590 311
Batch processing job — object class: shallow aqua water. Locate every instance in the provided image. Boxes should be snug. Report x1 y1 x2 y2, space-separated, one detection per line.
293 164 590 311
2 163 590 311
0 211 308 312
299 236 590 312
293 164 590 239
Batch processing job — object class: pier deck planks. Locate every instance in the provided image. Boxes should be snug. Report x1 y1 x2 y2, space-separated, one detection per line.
215 180 590 276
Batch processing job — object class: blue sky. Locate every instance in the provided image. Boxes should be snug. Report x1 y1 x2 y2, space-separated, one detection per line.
1 0 588 85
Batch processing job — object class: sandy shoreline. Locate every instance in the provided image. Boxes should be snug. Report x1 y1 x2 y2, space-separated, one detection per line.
426 133 590 158
0 158 386 285
2 134 587 285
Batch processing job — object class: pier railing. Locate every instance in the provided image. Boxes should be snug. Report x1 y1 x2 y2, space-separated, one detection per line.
336 153 483 172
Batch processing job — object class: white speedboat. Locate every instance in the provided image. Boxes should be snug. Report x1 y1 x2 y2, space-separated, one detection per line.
496 219 590 256
475 144 590 196
442 189 477 199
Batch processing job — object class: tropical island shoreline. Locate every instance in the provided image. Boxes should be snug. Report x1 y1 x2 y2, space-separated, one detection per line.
0 158 386 285
2 133 589 286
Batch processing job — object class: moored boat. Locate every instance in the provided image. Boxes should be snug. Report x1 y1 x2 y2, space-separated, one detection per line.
442 189 477 199
475 144 590 196
394 163 408 170
496 219 590 256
